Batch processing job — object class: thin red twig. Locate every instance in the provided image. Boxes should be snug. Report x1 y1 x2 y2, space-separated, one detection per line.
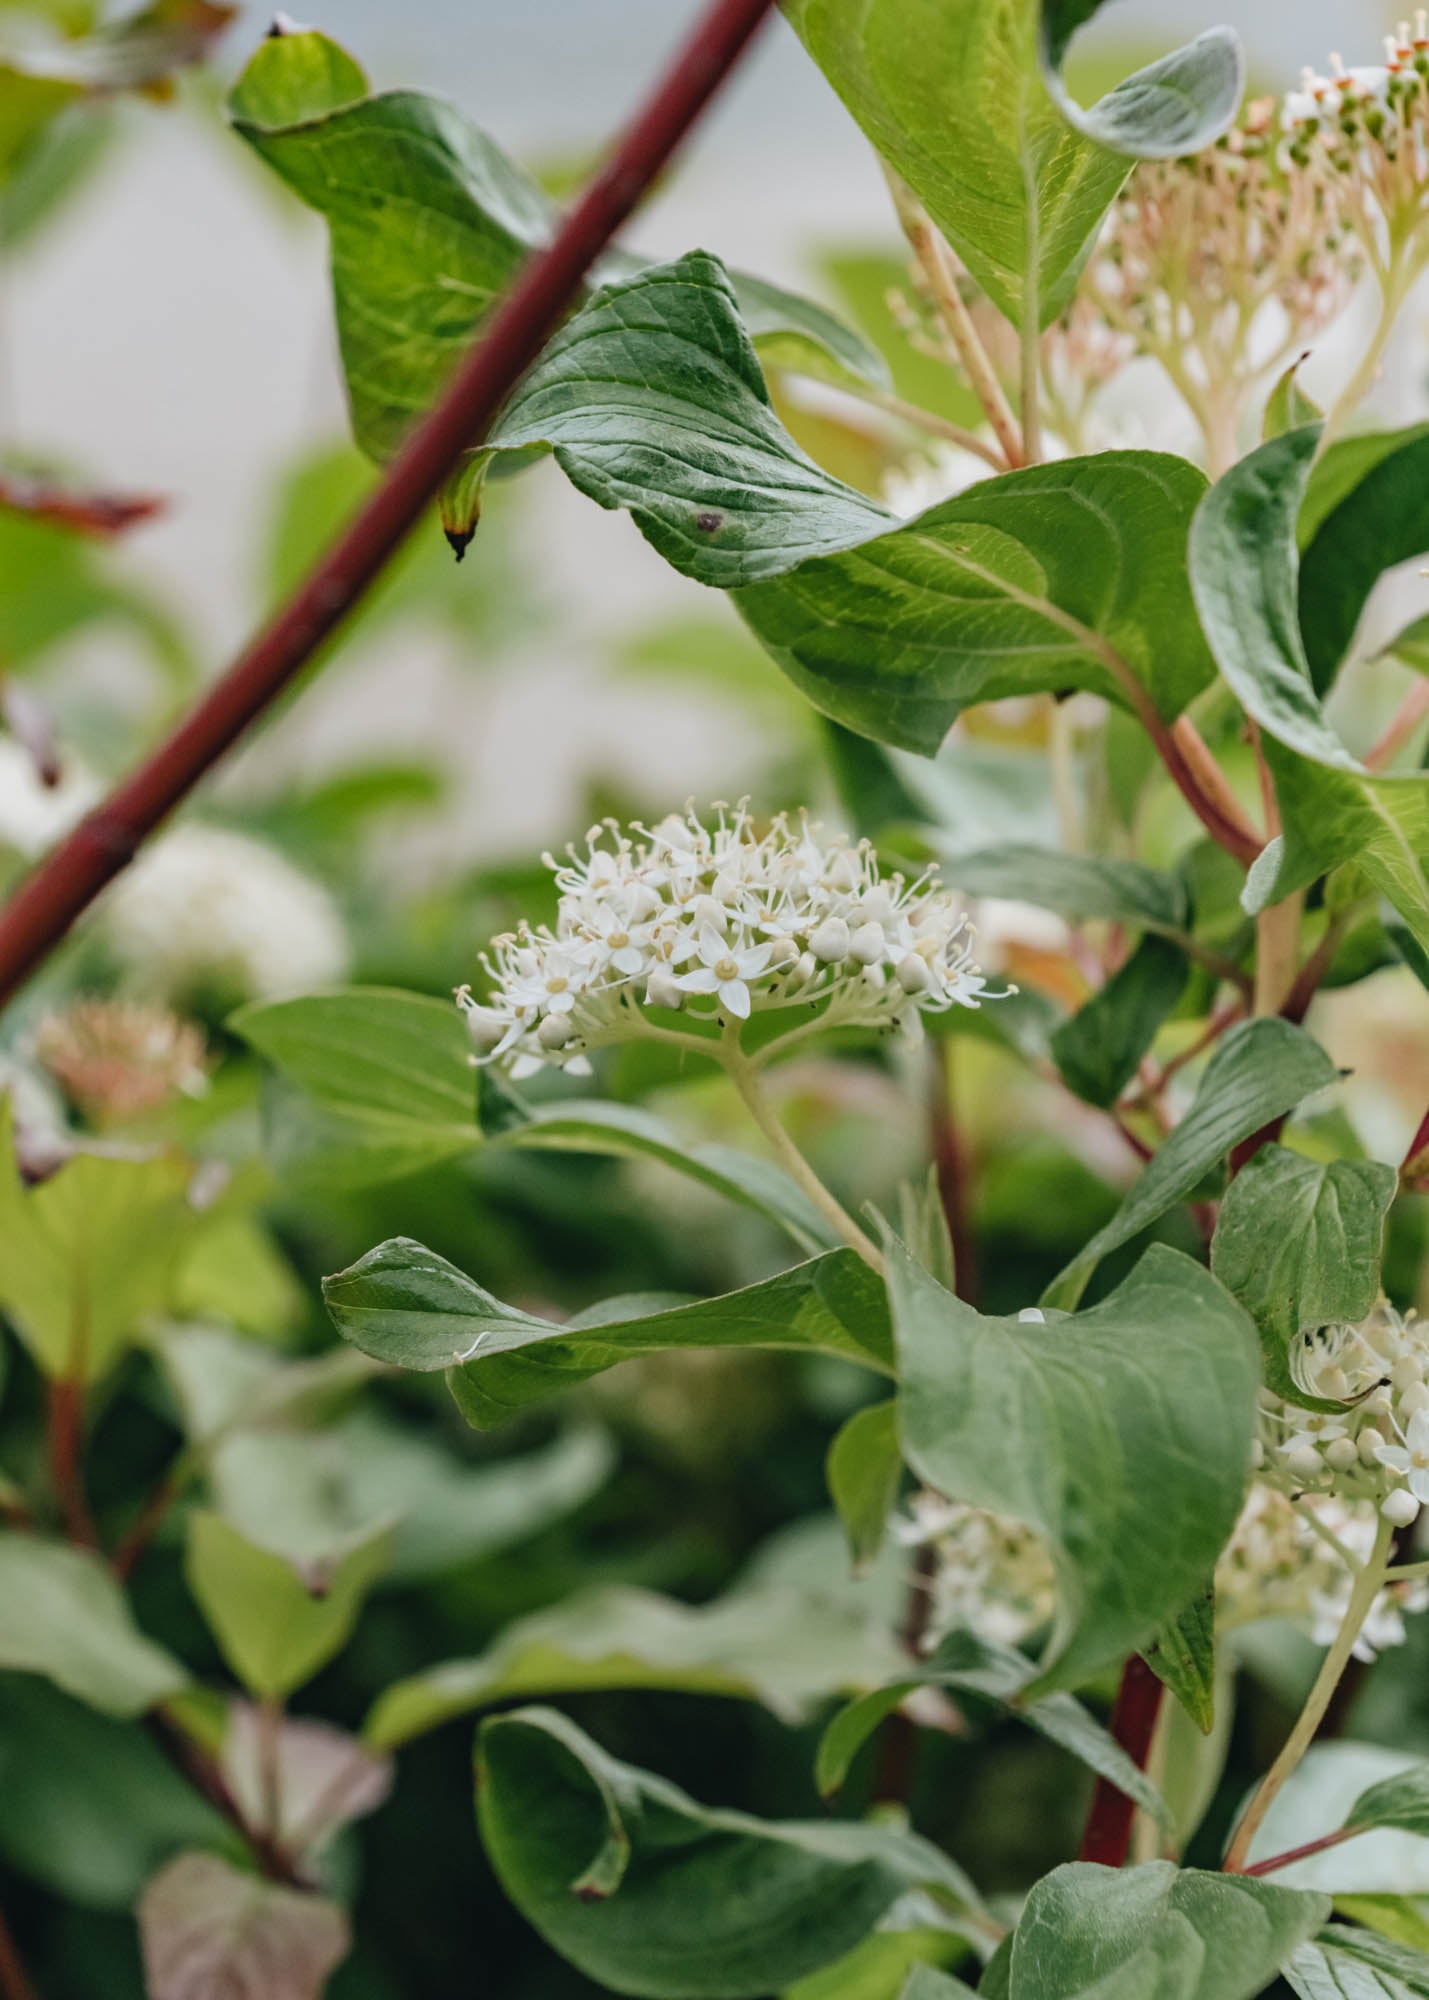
1077 1654 1164 1866
0 0 779 1011
1237 1825 1359 1878
0 1904 38 2000
46 1379 97 1549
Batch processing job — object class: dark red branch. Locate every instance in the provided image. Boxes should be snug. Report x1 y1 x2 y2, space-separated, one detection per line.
46 1379 97 1550
0 1903 38 2000
1402 1100 1429 1189
1238 1825 1359 1878
0 0 779 1011
1077 1654 1165 1866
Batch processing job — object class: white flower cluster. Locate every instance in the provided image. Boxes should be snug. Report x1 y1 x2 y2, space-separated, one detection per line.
1219 1486 1428 1663
459 804 990 1080
1257 1303 1429 1529
1283 25 1429 257
102 826 350 1003
903 1482 1428 1664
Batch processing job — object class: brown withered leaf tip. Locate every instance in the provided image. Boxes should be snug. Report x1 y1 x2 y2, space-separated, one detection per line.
0 472 165 539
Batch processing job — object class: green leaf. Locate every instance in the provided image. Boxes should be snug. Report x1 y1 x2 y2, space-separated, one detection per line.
784 0 1240 329
1286 1927 1429 2000
0 1533 188 1717
366 1577 903 1749
1003 1862 1326 2000
1263 359 1322 444
1189 428 1429 950
1211 1146 1397 1404
891 1240 1259 1694
1299 425 1429 694
231 985 478 1172
477 1706 981 2000
898 1975 979 2000
0 1097 198 1379
183 1512 388 1701
482 252 889 587
739 450 1216 752
322 1240 892 1428
942 846 1188 932
229 37 887 459
791 1942 974 2000
138 1850 349 2000
827 1400 903 1572
1050 935 1190 1109
1139 1588 1216 1735
1347 1767 1429 1842
815 1628 1170 1830
490 1098 838 1255
1045 1019 1340 1309
0 1677 240 1911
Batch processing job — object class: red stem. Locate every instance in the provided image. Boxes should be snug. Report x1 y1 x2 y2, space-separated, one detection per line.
1077 1654 1165 1866
1238 1825 1360 1878
1403 1100 1429 1186
0 0 779 1012
45 1378 97 1550
0 1905 38 2000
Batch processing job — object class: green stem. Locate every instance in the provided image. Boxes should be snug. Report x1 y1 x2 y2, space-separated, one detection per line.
1323 246 1420 448
1385 1556 1429 1585
720 1027 885 1272
1223 1513 1393 1872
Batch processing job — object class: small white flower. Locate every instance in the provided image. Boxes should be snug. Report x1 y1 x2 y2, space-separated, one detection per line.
675 925 772 1020
1375 1406 1429 1503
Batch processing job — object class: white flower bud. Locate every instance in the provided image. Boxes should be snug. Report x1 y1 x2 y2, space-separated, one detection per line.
767 935 799 967
692 897 727 932
795 952 818 986
712 871 740 904
1318 1366 1351 1401
895 952 931 994
537 1012 573 1049
827 849 861 893
1360 1427 1388 1466
1287 1445 1325 1485
1249 1439 1265 1470
1382 1488 1421 1528
645 968 684 1011
1404 1381 1429 1417
849 922 886 966
810 917 851 963
1392 1356 1423 1393
463 1005 509 1052
1325 1436 1359 1473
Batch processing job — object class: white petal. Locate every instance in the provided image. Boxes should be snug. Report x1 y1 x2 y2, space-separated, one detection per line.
719 979 752 1019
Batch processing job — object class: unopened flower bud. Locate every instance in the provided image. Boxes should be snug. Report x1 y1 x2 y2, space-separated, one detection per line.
463 1004 509 1051
1325 1436 1359 1473
810 918 850 963
1383 1488 1421 1528
896 952 931 994
1318 1366 1351 1401
1392 1356 1423 1392
849 922 885 966
767 935 799 967
1287 1446 1325 1485
1360 1427 1388 1466
538 1012 573 1049
1404 1381 1429 1417
645 968 684 1010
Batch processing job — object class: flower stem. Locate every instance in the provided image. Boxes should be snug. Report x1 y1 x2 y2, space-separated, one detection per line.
720 1031 885 1272
1223 1513 1394 1873
46 1377 97 1550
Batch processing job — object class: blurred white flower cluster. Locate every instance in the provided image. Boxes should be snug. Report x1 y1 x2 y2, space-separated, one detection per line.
904 1477 1427 1664
102 826 349 1003
1218 1486 1427 1663
1257 1302 1429 1529
1285 23 1429 259
459 803 990 1080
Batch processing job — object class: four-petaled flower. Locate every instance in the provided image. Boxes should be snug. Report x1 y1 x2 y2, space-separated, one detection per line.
675 925 773 1019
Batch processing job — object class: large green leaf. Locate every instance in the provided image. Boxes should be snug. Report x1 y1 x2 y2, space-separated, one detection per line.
323 1240 891 1428
891 1240 1258 1694
1299 425 1429 694
1002 1862 1326 2000
1347 1766 1429 1843
1243 1747 1429 1896
229 30 887 460
783 0 1241 329
1190 428 1429 949
737 450 1216 751
1286 1928 1429 2000
0 1534 188 1717
366 1577 903 1749
941 847 1188 932
1045 1019 1340 1309
814 1628 1170 1830
1211 1146 1397 1404
477 1706 982 1999
239 987 834 1241
0 1099 198 1381
1050 935 1190 1110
